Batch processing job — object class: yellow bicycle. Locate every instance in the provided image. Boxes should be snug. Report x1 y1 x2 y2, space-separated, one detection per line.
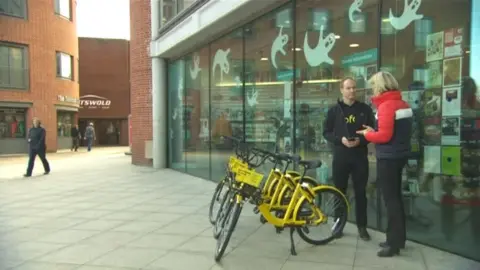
213 146 349 261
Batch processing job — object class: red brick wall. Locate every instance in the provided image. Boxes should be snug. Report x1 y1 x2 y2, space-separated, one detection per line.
78 38 130 119
129 0 153 166
0 0 79 152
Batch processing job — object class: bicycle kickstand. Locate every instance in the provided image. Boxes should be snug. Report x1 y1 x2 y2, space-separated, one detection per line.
289 227 297 256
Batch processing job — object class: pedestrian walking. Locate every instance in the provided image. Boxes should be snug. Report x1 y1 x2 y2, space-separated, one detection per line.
84 122 96 152
71 124 81 151
24 117 50 177
357 71 413 257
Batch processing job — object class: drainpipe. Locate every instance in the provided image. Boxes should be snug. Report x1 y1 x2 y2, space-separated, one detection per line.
151 0 166 169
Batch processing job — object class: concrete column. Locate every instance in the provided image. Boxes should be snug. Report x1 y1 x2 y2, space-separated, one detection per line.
151 0 166 169
152 57 167 169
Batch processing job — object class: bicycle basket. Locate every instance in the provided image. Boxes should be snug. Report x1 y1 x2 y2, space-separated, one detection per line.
235 167 264 188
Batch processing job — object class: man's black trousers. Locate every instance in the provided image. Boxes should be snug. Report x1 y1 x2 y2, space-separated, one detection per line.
377 158 407 249
26 148 50 176
332 155 369 228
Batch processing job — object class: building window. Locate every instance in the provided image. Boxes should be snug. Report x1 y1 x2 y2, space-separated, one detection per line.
54 0 71 20
0 108 26 139
57 111 73 137
0 43 28 89
56 52 73 80
0 0 27 18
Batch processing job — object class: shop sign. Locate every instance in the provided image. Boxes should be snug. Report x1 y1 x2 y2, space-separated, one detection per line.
80 95 111 109
341 48 378 67
57 95 79 104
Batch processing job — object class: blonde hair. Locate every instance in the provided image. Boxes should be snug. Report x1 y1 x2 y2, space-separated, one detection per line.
368 71 399 95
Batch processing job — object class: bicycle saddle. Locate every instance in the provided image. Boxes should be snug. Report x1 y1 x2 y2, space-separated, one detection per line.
276 153 301 162
298 160 322 169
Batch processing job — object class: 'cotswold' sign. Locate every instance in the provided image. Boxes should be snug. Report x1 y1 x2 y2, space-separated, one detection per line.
80 95 111 109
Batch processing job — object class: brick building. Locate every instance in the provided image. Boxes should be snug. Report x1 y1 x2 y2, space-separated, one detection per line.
129 0 152 165
78 37 130 147
0 0 79 154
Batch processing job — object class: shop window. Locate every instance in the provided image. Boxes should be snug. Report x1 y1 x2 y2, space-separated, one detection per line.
56 52 73 80
0 42 29 89
167 59 187 172
209 28 244 181
57 111 73 137
0 108 26 139
0 0 27 18
382 0 479 261
54 0 71 20
184 47 210 179
296 0 380 229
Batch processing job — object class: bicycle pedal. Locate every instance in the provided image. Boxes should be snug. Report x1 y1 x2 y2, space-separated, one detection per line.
275 227 284 234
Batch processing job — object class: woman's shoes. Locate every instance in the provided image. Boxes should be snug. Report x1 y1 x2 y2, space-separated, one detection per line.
379 242 405 249
377 246 400 257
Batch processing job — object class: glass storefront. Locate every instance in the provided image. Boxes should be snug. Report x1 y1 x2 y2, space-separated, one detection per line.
165 0 480 261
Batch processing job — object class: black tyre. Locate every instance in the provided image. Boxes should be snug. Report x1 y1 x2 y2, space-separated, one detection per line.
209 178 227 225
214 197 242 262
213 189 233 239
296 187 349 245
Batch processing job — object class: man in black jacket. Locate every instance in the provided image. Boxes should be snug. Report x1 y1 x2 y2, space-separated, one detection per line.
24 118 50 177
323 77 374 241
71 124 81 151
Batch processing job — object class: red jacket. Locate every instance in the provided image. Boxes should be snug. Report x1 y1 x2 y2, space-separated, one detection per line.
365 90 413 159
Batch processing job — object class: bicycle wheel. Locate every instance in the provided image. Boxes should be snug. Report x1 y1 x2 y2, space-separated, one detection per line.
209 177 228 225
214 196 242 262
296 186 349 245
213 189 233 239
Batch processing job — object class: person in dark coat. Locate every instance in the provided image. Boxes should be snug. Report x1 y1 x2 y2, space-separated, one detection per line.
24 117 50 177
71 124 81 151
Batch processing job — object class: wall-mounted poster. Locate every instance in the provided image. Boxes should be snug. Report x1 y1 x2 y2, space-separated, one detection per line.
425 60 442 89
443 57 462 87
424 145 441 174
444 28 464 59
423 89 442 117
442 86 462 116
441 117 461 145
441 146 461 176
426 31 444 62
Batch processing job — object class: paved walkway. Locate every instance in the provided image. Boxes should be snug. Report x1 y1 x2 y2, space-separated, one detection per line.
0 152 479 270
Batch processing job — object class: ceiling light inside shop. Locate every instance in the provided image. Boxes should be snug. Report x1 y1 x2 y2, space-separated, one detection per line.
261 57 269 61
216 79 341 87
292 48 302 51
349 43 360 48
335 35 341 39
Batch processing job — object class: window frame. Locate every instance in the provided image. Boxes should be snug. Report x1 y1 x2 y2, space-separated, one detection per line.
54 0 71 20
55 51 74 80
0 0 27 19
0 42 29 90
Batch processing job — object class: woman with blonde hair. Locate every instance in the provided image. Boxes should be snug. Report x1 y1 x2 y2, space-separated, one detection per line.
356 71 413 257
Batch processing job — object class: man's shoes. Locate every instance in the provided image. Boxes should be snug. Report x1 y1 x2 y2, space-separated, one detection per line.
23 174 31 177
379 242 405 249
377 246 400 257
358 227 371 241
44 171 50 175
